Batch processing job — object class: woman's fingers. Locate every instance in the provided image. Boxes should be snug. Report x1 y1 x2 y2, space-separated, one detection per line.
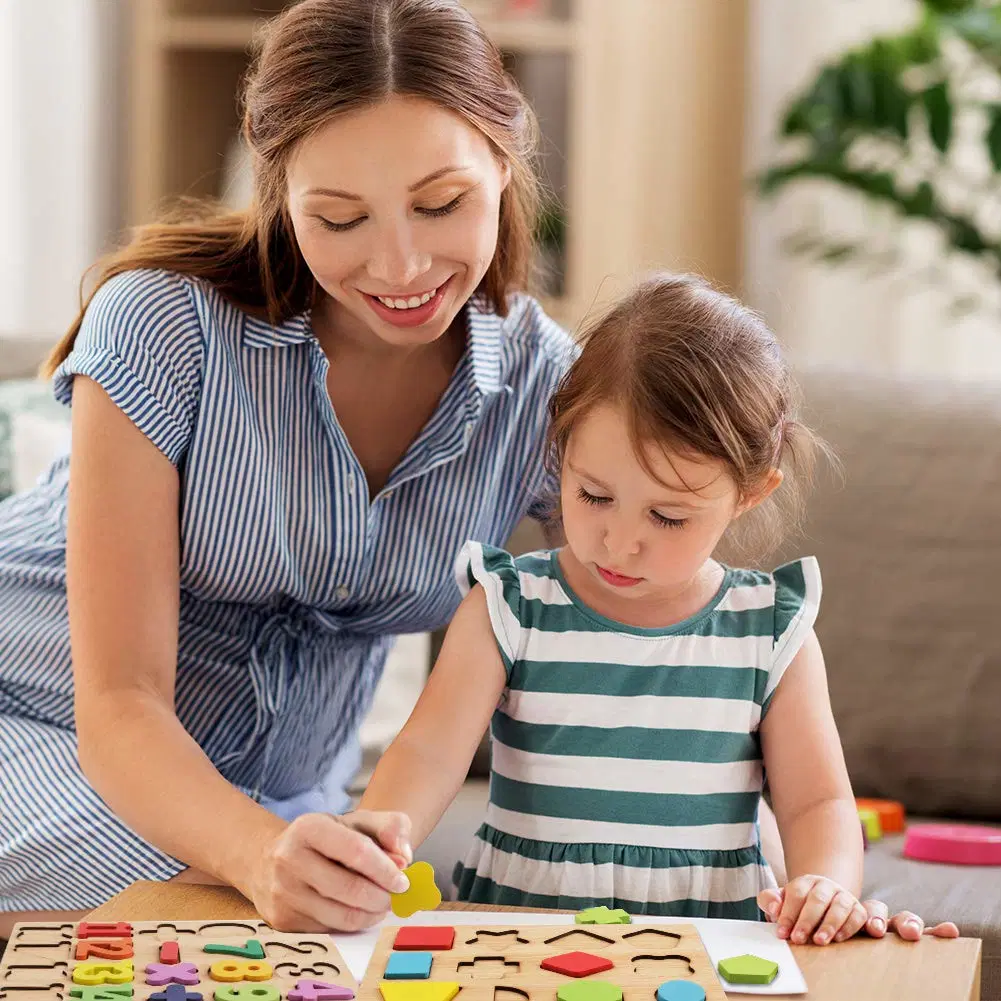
300 813 410 893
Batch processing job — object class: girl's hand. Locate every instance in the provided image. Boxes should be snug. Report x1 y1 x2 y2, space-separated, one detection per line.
858 898 959 941
247 809 412 932
757 876 867 945
758 885 961 944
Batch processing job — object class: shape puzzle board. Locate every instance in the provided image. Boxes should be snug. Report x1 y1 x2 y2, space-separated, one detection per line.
1 920 358 1001
358 924 727 1001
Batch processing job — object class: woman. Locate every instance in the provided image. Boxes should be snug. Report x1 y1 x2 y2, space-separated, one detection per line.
0 0 955 942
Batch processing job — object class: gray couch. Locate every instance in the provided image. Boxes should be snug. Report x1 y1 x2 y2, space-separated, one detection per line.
416 369 1001 999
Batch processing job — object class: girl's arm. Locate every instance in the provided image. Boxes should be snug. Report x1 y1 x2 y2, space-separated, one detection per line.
69 377 407 930
758 629 865 943
358 584 508 848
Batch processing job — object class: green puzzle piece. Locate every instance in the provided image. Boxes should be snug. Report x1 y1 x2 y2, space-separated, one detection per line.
70 988 134 1001
574 906 631 925
557 982 623 1001
203 939 266 959
717 954 779 985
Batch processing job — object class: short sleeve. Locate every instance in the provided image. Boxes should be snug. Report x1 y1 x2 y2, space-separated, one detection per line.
455 541 524 682
762 557 822 711
53 269 205 466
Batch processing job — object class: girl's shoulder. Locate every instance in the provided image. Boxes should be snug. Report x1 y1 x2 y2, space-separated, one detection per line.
722 556 822 623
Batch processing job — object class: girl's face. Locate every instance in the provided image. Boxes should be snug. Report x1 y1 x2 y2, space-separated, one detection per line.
560 403 778 604
287 94 511 351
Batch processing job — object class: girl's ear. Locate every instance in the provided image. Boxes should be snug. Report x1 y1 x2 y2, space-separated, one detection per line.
736 467 784 518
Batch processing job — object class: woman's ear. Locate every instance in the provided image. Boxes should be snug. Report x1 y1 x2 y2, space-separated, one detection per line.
736 467 784 517
499 159 512 193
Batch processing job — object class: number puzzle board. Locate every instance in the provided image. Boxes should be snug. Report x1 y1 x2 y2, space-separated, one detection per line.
358 924 727 1001
1 920 358 1001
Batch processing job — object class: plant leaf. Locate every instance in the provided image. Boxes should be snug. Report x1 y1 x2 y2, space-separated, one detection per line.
920 80 952 153
987 104 1001 172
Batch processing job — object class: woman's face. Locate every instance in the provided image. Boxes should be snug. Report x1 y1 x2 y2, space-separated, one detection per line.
287 94 510 351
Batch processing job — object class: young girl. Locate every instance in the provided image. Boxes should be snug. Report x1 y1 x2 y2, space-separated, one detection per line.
360 272 869 946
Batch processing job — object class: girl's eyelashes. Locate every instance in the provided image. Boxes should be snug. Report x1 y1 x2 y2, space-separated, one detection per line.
317 193 467 232
576 486 609 507
577 486 687 529
651 511 687 530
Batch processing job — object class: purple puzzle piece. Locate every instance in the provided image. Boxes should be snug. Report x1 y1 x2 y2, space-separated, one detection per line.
145 963 201 986
147 987 203 1001
287 981 355 1001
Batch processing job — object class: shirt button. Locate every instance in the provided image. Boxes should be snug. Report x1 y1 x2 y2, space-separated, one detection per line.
464 422 474 442
336 585 351 600
347 473 356 492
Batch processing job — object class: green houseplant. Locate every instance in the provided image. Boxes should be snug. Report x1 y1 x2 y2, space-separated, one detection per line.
759 0 1001 295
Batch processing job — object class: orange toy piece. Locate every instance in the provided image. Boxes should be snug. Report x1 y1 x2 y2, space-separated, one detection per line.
855 798 905 834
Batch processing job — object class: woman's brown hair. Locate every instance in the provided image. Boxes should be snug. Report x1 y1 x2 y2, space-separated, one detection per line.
42 0 541 377
546 273 828 562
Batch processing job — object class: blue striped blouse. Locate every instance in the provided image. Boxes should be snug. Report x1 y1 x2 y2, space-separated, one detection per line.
0 267 575 911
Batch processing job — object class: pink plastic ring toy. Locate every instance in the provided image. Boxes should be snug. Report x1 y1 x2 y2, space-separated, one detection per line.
903 823 1001 865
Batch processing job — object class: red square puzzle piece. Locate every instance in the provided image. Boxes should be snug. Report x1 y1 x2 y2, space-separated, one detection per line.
541 951 614 978
392 926 456 951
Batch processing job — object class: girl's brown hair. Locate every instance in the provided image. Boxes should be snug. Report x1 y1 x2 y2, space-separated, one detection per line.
42 0 540 377
547 273 827 562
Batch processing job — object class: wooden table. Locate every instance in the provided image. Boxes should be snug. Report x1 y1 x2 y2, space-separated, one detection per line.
87 882 982 1001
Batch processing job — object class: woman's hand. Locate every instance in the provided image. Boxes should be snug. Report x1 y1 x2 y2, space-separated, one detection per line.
758 884 960 944
246 809 412 932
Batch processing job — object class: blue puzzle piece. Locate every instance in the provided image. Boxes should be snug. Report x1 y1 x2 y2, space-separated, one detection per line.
384 952 433 980
656 982 705 1001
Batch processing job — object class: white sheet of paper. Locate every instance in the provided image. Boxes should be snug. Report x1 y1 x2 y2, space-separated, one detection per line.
329 910 807 996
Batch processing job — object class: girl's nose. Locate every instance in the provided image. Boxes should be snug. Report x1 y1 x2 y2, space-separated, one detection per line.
603 522 641 561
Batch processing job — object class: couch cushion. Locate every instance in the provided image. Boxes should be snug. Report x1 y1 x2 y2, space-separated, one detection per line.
863 825 1001 1000
770 370 1001 822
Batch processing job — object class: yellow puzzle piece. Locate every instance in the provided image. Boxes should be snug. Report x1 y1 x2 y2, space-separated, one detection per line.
379 983 459 1001
390 860 441 918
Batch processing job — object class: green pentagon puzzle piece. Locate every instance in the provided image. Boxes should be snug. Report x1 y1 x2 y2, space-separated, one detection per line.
717 954 779 985
556 983 623 1001
574 906 631 925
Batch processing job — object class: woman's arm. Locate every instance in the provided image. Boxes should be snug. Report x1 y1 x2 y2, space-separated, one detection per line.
359 584 507 848
68 377 406 930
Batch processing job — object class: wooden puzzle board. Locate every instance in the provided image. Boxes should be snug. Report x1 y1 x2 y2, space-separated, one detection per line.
1 920 358 1001
358 923 727 1001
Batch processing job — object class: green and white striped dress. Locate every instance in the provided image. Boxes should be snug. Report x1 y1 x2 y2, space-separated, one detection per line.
452 541 822 919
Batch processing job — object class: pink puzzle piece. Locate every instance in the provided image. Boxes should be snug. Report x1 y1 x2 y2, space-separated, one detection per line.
904 824 1001 865
145 963 201 986
287 981 356 1001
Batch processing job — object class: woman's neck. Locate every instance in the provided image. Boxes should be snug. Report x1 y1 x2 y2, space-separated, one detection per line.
310 294 465 375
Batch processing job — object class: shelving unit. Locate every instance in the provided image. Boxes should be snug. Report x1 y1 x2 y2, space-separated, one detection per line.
129 0 748 330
